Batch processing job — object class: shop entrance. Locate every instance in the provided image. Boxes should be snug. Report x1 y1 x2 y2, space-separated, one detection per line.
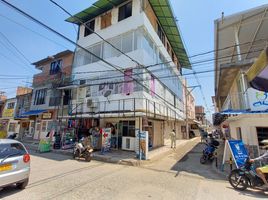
143 121 154 150
257 127 268 148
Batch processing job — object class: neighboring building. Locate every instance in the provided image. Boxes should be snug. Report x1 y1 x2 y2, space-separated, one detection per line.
0 98 19 137
24 50 73 140
195 106 205 125
0 93 7 138
14 87 33 139
66 0 191 151
213 5 268 157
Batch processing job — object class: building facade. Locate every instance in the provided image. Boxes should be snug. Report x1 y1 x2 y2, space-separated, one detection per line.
67 0 191 151
213 5 268 157
24 50 73 140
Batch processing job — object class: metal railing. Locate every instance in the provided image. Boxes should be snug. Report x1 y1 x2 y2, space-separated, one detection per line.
69 97 184 120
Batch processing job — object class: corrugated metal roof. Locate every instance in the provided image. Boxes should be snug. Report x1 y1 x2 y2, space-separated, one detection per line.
66 0 191 68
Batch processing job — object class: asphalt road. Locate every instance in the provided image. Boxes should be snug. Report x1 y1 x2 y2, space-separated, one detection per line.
0 145 267 200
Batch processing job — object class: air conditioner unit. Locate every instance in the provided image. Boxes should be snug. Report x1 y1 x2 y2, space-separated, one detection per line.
122 137 135 151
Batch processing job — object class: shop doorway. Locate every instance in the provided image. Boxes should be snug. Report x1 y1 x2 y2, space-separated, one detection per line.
256 127 268 148
144 121 153 149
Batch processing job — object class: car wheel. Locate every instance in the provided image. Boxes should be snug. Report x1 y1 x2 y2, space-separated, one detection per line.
16 178 29 190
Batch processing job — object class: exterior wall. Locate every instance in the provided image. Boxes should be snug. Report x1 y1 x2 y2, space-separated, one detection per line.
195 106 205 124
2 98 16 119
33 53 73 87
228 114 268 156
15 93 32 118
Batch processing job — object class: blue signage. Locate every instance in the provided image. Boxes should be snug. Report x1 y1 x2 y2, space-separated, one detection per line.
228 140 248 168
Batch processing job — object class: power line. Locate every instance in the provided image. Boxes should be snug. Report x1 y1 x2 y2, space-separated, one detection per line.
0 0 185 117
0 31 34 72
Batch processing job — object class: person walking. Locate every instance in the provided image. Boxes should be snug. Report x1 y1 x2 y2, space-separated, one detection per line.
170 129 176 149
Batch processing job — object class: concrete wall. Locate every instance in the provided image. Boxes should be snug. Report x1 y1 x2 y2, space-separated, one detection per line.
228 114 268 146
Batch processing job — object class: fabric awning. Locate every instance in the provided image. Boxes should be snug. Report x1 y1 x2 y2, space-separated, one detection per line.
247 48 268 92
22 110 47 116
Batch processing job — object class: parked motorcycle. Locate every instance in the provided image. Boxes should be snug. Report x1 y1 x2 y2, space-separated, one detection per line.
200 139 219 164
73 137 93 162
229 157 268 191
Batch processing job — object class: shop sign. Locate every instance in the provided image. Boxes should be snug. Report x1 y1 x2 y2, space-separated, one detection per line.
2 109 14 118
222 140 248 169
101 128 111 152
42 112 52 119
248 88 268 111
135 130 148 160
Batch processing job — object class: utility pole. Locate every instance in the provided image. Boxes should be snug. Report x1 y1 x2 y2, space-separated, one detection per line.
185 85 200 139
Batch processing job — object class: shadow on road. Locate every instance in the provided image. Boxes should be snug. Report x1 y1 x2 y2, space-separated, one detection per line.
171 142 226 181
226 186 268 198
28 150 72 162
0 185 23 199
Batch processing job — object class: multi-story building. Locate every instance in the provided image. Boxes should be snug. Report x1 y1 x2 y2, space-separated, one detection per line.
195 106 205 125
0 98 18 137
67 0 191 150
213 5 268 157
14 87 33 139
0 93 7 138
23 50 73 140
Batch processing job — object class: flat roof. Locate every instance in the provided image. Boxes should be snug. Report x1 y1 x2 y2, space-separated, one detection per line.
66 0 191 68
32 50 73 67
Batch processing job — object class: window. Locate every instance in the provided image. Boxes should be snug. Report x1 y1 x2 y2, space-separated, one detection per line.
101 12 112 29
0 143 26 159
84 20 95 37
122 121 135 137
34 89 47 105
122 32 133 53
118 1 132 22
157 22 165 45
50 59 62 75
257 127 268 147
7 102 15 109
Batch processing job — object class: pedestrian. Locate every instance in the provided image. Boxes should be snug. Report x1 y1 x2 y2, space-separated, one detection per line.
170 129 176 149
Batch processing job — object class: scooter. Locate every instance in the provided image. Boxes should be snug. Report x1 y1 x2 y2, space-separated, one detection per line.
73 137 93 162
229 157 268 191
200 139 219 164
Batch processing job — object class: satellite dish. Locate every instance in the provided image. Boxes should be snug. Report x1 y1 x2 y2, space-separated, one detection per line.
104 90 111 98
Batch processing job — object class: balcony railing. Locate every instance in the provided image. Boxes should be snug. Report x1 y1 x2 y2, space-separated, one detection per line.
69 97 184 121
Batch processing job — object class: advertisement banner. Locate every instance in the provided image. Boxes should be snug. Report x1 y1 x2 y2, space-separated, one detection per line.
248 88 268 111
228 140 248 168
101 128 111 153
135 130 148 160
3 109 14 118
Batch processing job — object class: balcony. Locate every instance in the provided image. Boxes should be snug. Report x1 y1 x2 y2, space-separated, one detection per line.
69 98 184 121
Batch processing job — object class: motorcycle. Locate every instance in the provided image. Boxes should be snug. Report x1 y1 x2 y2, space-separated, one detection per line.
200 139 219 164
229 157 268 191
73 137 93 162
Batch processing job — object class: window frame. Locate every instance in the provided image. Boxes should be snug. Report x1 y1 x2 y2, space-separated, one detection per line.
34 89 47 105
84 19 95 37
50 59 62 75
101 12 112 29
118 1 132 22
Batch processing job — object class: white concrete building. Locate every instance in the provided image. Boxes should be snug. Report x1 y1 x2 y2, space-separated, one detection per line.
67 0 191 151
213 4 268 157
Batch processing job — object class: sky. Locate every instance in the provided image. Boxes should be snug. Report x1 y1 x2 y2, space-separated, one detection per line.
0 0 268 119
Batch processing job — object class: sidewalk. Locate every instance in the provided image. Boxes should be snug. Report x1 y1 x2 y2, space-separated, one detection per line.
23 137 200 167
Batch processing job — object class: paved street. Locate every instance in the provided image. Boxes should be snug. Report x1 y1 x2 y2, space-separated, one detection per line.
0 144 267 200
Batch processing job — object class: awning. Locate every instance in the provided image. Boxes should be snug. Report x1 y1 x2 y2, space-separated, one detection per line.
66 0 191 68
247 48 268 92
22 110 47 116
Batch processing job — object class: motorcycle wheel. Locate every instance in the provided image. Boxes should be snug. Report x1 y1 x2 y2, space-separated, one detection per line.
229 170 248 191
85 152 92 162
73 149 79 159
200 155 207 164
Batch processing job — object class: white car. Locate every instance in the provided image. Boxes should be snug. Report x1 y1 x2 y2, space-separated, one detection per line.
0 139 30 190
